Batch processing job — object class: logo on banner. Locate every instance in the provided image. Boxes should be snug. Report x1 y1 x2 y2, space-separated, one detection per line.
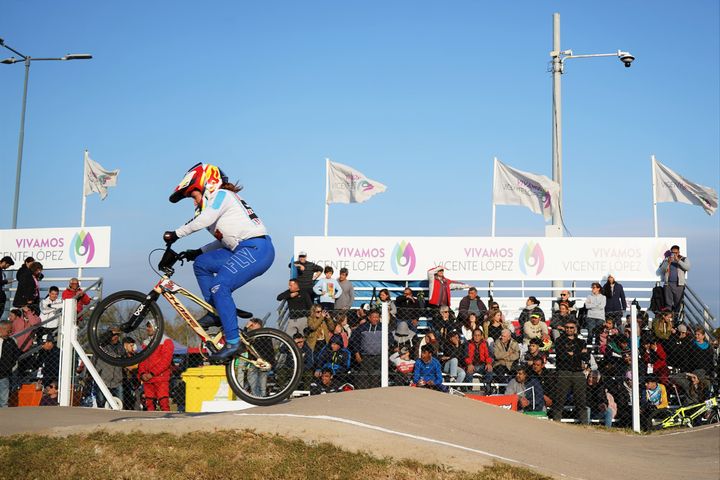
519 241 544 275
69 231 96 265
391 240 416 275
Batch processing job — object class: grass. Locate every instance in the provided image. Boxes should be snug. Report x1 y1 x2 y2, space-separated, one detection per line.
0 430 552 480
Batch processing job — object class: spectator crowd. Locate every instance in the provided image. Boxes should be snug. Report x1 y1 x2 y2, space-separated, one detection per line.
1 245 717 432
281 247 718 429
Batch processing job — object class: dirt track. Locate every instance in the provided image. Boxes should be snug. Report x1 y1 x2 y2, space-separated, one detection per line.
1 387 718 480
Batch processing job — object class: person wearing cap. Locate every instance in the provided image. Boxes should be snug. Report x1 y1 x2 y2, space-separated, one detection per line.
667 323 693 373
94 328 124 408
138 322 174 411
244 317 274 397
642 375 669 430
551 320 590 423
389 346 415 384
0 256 16 315
290 252 323 301
602 274 627 326
656 245 690 314
34 333 60 389
584 283 607 335
641 334 669 386
313 334 351 382
0 320 22 408
350 309 385 388
276 278 312 336
62 278 92 316
290 333 314 389
518 296 545 328
426 266 471 311
522 311 549 346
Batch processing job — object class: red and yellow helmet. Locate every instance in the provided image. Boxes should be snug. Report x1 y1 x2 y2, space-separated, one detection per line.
169 163 227 203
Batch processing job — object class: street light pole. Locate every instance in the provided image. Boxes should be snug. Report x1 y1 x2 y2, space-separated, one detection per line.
549 13 634 294
551 13 563 232
1 38 92 228
12 57 31 229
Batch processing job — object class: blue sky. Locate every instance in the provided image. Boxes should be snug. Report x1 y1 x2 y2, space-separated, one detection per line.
2 1 718 318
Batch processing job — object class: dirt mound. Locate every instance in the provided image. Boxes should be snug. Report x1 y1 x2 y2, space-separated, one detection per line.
1 387 718 480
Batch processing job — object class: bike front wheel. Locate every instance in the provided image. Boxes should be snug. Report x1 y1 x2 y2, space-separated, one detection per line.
226 328 302 406
87 290 165 367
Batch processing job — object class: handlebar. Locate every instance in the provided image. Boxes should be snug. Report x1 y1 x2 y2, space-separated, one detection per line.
157 246 187 275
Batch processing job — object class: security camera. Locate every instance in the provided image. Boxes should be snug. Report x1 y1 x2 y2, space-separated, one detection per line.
618 51 635 68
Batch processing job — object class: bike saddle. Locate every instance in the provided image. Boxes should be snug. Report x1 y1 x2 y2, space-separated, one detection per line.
236 308 253 319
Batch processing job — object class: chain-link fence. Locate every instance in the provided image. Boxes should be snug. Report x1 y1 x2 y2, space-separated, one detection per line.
2 292 718 430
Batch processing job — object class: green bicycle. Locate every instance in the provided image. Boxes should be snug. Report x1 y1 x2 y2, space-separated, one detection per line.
651 396 720 430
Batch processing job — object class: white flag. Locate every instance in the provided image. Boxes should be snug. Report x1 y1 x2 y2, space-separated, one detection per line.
84 153 119 200
327 160 387 204
654 158 717 215
492 159 560 220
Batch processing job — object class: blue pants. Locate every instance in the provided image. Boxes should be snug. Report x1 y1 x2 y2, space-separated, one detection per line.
194 236 275 342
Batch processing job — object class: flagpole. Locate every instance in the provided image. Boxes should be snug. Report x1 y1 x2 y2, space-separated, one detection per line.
651 154 659 237
324 158 330 237
491 157 497 237
78 150 89 280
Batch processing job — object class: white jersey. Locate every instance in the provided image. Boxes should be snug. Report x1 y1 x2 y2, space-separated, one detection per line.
175 189 268 251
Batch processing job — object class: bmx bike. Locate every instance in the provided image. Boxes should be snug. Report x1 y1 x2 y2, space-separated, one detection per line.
651 396 720 430
86 246 302 406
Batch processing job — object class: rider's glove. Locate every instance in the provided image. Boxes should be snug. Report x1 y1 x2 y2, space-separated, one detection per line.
183 249 203 261
163 230 179 245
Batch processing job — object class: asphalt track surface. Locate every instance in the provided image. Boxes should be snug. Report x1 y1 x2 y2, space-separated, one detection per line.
1 387 718 480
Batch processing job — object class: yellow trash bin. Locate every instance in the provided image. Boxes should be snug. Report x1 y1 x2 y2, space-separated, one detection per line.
182 365 235 412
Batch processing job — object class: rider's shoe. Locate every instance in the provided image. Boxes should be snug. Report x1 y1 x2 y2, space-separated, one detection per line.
197 313 222 329
209 341 242 364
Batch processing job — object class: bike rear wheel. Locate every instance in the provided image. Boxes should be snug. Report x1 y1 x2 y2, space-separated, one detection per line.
225 328 302 406
87 290 165 367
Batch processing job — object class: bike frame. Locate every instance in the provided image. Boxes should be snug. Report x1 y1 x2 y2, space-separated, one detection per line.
656 396 719 429
151 274 270 370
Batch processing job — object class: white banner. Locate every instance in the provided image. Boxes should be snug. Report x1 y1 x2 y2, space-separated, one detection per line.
327 160 387 204
493 159 560 220
0 227 112 269
654 158 718 215
84 153 119 200
294 236 686 281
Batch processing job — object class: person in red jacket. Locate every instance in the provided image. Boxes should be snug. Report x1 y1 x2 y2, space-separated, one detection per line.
464 328 494 389
138 322 175 411
427 266 471 310
62 278 91 316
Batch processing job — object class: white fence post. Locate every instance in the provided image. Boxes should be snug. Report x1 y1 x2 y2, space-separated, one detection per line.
381 302 389 388
631 305 641 432
58 298 77 407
